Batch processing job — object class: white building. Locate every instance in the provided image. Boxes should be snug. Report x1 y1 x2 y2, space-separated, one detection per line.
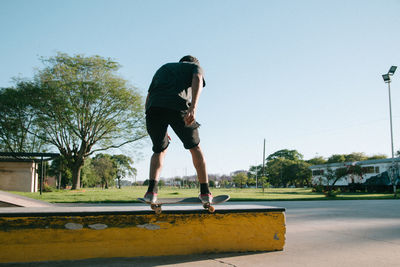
310 158 400 187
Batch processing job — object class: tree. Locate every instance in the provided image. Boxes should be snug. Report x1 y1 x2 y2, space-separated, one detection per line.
306 156 327 166
327 153 369 164
209 180 216 187
247 177 256 187
367 154 387 160
111 154 136 189
327 154 346 164
267 149 303 161
48 156 72 188
265 157 311 187
266 158 293 187
288 161 312 187
0 86 47 152
323 164 364 196
92 154 116 189
24 53 146 189
344 152 368 162
248 165 263 182
81 158 100 187
232 172 248 188
259 176 270 192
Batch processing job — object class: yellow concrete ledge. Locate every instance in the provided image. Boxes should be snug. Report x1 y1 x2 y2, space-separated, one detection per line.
0 207 286 263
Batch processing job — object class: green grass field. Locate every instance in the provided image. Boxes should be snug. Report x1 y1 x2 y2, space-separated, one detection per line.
11 187 397 203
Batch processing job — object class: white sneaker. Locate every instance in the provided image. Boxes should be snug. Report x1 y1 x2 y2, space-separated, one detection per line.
199 193 213 204
144 192 158 203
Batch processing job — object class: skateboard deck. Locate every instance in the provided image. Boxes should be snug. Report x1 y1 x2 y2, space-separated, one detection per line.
137 195 230 214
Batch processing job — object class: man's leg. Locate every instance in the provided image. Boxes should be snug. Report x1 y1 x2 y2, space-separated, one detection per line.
145 149 167 201
149 149 168 181
190 145 212 202
168 110 211 200
144 107 169 202
189 145 208 183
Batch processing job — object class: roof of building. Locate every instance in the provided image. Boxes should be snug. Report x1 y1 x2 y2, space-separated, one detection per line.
309 157 400 169
0 152 60 162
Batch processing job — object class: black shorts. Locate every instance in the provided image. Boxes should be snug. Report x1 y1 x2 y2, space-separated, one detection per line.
146 107 200 153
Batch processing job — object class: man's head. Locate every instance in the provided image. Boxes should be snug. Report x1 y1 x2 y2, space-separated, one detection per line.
179 55 199 64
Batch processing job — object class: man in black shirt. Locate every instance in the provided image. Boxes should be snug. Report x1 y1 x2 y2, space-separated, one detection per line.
144 55 212 204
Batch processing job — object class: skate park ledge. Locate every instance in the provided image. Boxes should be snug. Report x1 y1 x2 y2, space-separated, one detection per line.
0 205 286 263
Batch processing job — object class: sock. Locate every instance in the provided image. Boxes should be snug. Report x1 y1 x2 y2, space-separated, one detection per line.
200 183 211 195
147 180 159 194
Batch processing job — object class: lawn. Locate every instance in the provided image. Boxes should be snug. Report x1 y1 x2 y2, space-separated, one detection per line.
11 187 397 203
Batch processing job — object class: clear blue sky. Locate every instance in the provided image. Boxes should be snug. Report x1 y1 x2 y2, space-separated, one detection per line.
1 0 400 180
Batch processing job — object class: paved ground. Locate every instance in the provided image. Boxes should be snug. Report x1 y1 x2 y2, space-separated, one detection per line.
0 190 53 207
3 199 400 266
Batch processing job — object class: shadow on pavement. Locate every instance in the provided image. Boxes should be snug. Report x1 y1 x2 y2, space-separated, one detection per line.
2 252 274 267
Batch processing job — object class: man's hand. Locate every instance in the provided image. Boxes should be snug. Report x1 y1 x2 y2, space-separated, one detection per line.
184 73 203 126
184 107 196 126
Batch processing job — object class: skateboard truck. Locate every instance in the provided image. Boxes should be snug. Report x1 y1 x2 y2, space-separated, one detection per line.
202 202 215 213
150 203 162 215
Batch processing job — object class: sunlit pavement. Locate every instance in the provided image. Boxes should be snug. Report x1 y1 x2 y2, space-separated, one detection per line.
5 199 400 267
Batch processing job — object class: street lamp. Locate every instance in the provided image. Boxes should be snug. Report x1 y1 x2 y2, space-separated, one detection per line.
382 66 397 159
389 66 397 76
382 65 397 195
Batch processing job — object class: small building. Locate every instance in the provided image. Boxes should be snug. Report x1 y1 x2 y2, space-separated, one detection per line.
0 152 59 193
310 157 400 187
0 161 39 192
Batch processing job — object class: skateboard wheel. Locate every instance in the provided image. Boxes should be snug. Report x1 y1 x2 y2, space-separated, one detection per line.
208 206 215 213
154 207 162 214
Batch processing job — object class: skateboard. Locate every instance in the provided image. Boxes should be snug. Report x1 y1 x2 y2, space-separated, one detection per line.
137 195 230 214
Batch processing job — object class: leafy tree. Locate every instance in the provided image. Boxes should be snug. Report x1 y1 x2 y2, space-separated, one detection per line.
327 153 369 164
247 177 256 186
259 176 270 192
23 53 146 189
81 158 100 187
266 158 292 187
344 152 368 162
306 156 326 165
267 149 303 161
323 165 364 196
209 180 216 187
248 165 263 181
111 154 136 189
232 172 248 188
287 161 312 187
368 154 387 160
266 157 311 187
0 86 47 152
92 154 116 189
48 156 72 188
327 154 346 163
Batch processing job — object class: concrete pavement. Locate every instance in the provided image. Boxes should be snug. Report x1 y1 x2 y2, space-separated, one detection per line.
0 190 53 207
2 199 400 266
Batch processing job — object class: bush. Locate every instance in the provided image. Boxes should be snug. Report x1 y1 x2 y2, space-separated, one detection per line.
312 185 324 193
43 183 54 192
323 189 340 198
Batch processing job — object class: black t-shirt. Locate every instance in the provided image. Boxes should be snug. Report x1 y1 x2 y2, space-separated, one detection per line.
146 62 206 112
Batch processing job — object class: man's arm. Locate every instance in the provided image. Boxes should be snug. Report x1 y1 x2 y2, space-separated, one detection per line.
184 73 203 126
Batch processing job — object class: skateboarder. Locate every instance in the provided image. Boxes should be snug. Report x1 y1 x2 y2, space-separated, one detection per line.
144 55 212 204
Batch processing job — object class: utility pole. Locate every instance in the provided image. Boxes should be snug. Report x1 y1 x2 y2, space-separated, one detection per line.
382 66 398 196
255 165 258 189
262 138 266 193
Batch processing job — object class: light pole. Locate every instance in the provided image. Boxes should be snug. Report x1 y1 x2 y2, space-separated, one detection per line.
382 65 397 195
